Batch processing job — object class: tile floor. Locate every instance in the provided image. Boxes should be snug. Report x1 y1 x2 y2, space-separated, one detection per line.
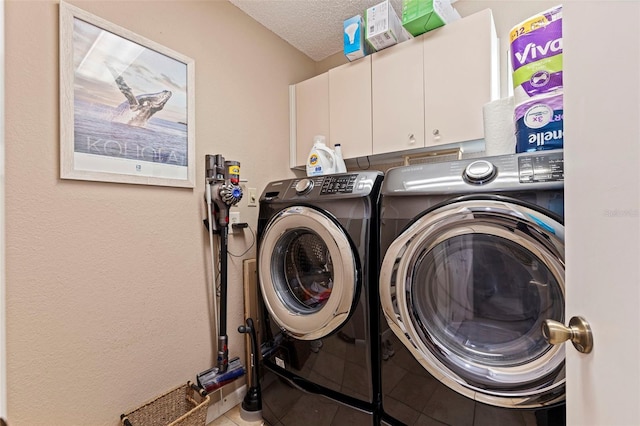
209 404 265 426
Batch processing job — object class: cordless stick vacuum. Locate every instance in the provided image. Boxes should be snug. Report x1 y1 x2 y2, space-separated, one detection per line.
204 154 243 373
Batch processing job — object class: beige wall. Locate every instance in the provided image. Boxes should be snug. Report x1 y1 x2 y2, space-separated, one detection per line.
5 0 314 424
315 52 348 75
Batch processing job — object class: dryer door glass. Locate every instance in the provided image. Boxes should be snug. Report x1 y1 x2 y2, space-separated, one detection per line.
411 233 563 369
379 198 566 408
259 206 357 340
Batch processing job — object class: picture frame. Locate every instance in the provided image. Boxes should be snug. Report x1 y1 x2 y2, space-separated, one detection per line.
59 1 195 188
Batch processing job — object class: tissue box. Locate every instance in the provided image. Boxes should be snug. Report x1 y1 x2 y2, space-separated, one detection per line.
365 0 412 52
344 15 366 61
401 0 461 37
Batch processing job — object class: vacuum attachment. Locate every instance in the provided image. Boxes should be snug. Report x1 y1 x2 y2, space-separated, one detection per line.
196 357 245 394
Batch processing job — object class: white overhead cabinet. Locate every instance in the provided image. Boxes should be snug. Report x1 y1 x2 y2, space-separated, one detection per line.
422 9 499 148
292 72 329 168
373 8 498 154
372 37 425 154
329 56 372 161
290 9 498 168
290 58 372 169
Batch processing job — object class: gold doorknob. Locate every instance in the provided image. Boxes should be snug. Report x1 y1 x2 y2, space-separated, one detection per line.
542 316 593 354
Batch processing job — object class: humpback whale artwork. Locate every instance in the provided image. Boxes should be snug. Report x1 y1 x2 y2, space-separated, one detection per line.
60 1 195 187
109 66 173 127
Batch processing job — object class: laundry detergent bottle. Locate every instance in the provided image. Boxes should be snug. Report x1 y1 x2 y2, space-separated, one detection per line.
334 143 347 173
306 135 336 176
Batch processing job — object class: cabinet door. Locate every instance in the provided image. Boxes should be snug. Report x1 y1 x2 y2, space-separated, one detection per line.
329 56 372 159
372 37 425 155
294 72 329 168
423 9 498 147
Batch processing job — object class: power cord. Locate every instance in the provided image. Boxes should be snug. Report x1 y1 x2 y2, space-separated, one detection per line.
228 224 256 257
356 156 371 169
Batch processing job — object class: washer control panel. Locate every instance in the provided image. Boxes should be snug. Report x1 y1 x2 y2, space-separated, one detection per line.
320 174 357 194
276 172 382 200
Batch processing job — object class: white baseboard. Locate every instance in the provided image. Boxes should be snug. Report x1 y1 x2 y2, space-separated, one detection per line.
205 382 246 424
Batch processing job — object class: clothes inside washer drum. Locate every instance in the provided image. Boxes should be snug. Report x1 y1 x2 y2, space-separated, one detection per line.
284 232 334 310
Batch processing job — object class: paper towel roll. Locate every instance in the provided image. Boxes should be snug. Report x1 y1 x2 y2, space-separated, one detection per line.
483 97 516 157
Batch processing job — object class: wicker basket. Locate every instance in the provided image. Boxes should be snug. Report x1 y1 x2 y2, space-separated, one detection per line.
121 382 210 426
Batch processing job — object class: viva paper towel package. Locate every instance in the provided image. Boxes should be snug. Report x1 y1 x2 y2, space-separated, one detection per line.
510 5 563 103
515 92 563 153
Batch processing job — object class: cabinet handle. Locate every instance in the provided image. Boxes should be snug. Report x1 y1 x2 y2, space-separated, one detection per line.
408 133 416 144
432 129 440 136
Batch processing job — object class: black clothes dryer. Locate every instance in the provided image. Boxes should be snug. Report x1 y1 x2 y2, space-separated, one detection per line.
378 151 566 426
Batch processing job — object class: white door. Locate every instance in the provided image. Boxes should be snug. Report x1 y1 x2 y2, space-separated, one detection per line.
0 0 6 421
564 2 640 424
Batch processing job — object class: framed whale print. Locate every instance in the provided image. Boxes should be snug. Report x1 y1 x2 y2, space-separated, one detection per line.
59 1 195 187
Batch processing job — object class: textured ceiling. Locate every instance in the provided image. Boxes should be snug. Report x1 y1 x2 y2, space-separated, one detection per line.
228 0 405 61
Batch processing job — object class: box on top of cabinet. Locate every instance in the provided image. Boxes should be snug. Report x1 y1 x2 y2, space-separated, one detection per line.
344 15 367 61
365 0 412 52
401 0 461 37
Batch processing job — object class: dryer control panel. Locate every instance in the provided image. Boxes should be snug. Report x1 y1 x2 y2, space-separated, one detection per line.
518 151 564 183
382 150 564 195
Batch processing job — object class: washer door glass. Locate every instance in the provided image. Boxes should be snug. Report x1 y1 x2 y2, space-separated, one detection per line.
380 198 566 408
259 206 357 340
281 231 334 312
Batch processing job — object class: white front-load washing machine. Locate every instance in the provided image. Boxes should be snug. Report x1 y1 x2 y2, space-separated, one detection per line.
257 172 384 426
378 151 566 426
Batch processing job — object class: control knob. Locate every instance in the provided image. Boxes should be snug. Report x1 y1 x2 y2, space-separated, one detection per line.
295 178 313 194
463 160 497 185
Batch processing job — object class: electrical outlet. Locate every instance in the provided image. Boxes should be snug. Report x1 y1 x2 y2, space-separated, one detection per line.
229 212 240 233
248 188 257 207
